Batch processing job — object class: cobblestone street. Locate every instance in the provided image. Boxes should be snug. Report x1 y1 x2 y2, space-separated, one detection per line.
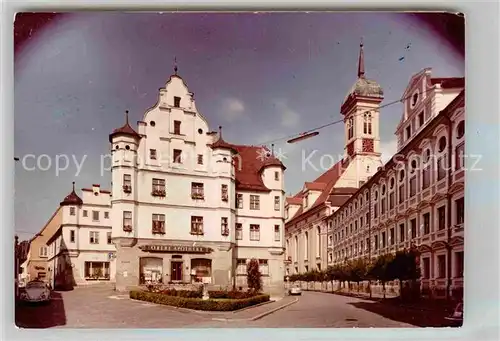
15 285 452 328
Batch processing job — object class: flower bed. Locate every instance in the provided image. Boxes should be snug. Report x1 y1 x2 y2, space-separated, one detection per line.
130 290 270 311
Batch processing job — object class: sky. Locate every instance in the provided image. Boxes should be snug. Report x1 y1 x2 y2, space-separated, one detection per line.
14 12 464 239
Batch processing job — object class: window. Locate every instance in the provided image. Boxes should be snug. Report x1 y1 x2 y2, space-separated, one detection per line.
438 206 446 230
398 184 405 204
39 246 47 257
250 195 260 210
374 202 378 218
455 197 464 225
70 230 75 243
418 111 424 126
173 96 181 108
221 217 229 236
374 235 378 250
104 211 109 219
82 210 88 217
274 171 279 181
237 259 247 275
107 232 112 244
250 224 260 241
191 216 204 235
123 211 132 232
150 149 157 160
409 176 417 197
152 178 166 196
438 136 447 152
455 251 464 278
399 223 405 242
363 113 372 135
381 232 386 248
437 157 446 181
381 198 386 214
328 235 332 246
422 258 430 279
455 143 465 171
70 207 76 216
390 228 395 245
389 192 395 209
221 184 229 202
456 120 465 139
365 238 369 250
406 125 411 140
173 149 182 163
411 92 419 107
152 214 166 234
274 196 280 211
365 212 369 225
197 154 203 165
191 182 204 199
92 211 99 221
123 174 132 193
274 225 280 241
422 165 431 189
423 212 430 234
235 223 243 240
347 117 354 139
359 217 363 228
89 231 99 244
410 219 417 239
236 194 243 209
85 261 110 279
438 255 446 278
354 220 358 231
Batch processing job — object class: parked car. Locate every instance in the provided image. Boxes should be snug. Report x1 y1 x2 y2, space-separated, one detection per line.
19 280 51 304
444 301 463 327
289 284 302 296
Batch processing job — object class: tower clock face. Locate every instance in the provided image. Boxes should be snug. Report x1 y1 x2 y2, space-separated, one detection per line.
362 138 374 153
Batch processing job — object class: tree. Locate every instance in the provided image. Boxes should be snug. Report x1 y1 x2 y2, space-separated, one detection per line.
347 258 369 292
246 258 262 292
368 253 395 299
389 248 421 301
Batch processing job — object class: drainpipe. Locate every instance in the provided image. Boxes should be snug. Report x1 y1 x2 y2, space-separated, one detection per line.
368 190 372 298
445 115 453 300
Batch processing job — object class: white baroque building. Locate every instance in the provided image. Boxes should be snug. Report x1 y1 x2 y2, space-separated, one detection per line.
109 67 286 296
46 183 115 289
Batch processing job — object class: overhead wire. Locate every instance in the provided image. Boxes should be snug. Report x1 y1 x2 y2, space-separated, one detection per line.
257 85 437 146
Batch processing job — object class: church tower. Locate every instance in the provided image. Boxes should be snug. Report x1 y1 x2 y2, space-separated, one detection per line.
337 39 384 188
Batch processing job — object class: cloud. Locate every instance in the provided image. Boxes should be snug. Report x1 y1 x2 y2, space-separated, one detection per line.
220 98 245 122
274 100 300 128
380 139 398 164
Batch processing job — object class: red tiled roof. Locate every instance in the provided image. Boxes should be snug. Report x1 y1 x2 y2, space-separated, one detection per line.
210 137 238 153
286 160 345 224
304 182 327 191
286 197 302 205
230 145 285 192
109 111 141 143
430 77 465 89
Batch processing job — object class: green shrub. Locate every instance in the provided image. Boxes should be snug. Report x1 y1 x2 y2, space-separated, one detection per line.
130 290 270 311
208 290 257 299
159 287 203 298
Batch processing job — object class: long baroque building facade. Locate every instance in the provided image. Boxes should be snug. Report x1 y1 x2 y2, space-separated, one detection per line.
109 68 286 296
285 44 465 299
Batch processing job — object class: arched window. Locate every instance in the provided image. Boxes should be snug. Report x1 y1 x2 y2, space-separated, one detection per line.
456 121 465 139
304 232 309 260
347 118 354 140
363 113 372 135
316 226 321 257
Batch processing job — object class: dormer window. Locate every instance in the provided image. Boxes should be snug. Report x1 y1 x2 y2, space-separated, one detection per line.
418 111 424 127
406 125 412 140
411 92 419 107
174 120 181 135
304 195 309 208
174 96 181 108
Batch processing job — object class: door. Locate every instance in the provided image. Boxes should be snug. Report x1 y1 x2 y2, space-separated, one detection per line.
171 261 183 281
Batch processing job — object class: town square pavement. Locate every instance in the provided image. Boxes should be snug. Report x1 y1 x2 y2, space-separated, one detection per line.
15 284 450 328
